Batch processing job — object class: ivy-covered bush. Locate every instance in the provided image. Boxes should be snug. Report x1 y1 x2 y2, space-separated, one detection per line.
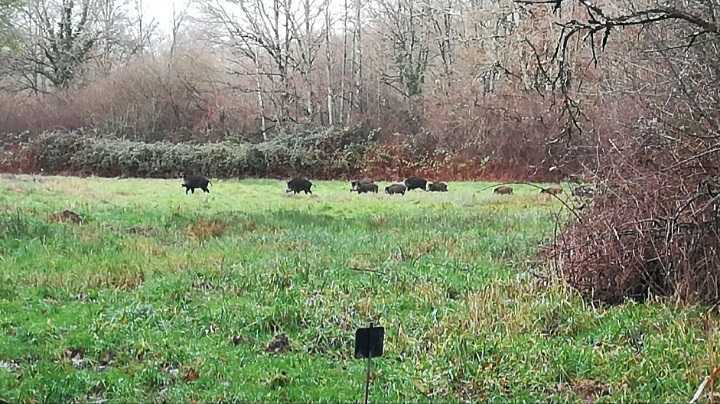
13 126 377 179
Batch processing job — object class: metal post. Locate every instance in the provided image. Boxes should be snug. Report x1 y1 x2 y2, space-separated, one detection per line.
364 355 372 404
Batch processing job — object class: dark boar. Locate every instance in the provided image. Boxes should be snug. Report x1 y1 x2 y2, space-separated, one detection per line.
540 186 563 195
353 182 379 194
404 176 428 191
286 178 313 194
350 178 374 192
385 183 407 195
493 186 513 195
428 182 448 192
182 175 211 194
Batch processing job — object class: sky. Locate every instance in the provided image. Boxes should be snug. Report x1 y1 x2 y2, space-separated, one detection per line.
143 0 193 32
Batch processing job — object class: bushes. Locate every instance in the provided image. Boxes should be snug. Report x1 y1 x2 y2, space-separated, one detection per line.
556 176 720 305
0 52 249 142
7 126 378 179
0 122 566 180
257 126 376 177
553 129 720 305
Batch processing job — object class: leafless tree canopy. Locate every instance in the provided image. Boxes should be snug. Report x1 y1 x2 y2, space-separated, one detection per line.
1 0 157 93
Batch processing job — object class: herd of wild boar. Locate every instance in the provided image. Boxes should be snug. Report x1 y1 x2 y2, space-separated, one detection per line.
182 173 593 198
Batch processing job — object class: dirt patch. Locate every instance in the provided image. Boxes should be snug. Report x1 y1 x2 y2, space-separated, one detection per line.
183 367 200 383
0 174 44 183
63 347 87 369
85 271 146 290
127 225 157 236
231 335 247 346
558 379 610 403
266 334 291 354
160 362 181 378
96 350 115 371
369 215 388 228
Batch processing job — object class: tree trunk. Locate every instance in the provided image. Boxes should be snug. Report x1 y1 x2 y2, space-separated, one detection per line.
325 0 333 126
254 48 267 141
340 0 349 124
283 0 292 124
303 0 314 121
354 0 363 114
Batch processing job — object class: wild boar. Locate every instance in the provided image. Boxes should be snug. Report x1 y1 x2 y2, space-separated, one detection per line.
493 186 513 195
286 178 313 194
350 178 374 192
182 175 211 194
353 181 379 194
385 183 407 195
540 186 563 195
428 182 448 192
404 176 428 191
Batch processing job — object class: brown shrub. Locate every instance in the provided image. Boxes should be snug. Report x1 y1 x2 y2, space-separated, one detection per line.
0 51 256 142
533 0 720 306
554 139 720 305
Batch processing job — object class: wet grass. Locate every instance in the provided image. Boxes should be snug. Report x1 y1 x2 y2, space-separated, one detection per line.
0 175 717 403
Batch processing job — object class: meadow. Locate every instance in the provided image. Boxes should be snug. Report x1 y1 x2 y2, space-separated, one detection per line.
0 175 717 403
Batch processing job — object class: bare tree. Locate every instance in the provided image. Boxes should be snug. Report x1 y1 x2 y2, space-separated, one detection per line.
169 1 188 60
426 0 456 95
200 0 299 126
95 0 125 74
253 45 268 138
351 0 363 116
11 0 103 90
95 0 156 74
4 0 156 91
339 0 349 124
130 0 157 56
286 0 324 121
369 0 433 117
516 0 720 91
324 0 334 125
0 0 22 47
0 0 22 82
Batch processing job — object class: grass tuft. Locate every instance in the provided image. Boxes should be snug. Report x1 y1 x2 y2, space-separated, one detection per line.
186 218 228 241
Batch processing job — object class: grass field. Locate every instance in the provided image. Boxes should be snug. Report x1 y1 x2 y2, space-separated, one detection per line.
0 175 717 403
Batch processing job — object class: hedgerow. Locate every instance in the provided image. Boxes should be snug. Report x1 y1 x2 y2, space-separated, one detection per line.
5 126 377 179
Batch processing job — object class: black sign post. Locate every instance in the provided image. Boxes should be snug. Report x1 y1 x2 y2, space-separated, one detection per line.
355 324 384 404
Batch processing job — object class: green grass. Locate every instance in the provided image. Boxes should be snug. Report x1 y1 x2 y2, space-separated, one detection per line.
0 175 716 403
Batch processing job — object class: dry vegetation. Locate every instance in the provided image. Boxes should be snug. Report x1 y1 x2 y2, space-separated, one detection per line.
530 0 720 305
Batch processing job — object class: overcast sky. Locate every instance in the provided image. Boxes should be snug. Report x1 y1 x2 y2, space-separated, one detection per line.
144 0 193 32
